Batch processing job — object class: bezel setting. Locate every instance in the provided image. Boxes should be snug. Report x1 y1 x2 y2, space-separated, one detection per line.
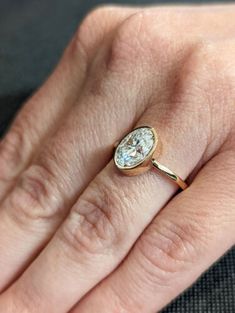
113 126 159 176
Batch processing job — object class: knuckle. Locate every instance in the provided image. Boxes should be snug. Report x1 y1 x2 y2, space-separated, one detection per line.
60 176 127 256
108 12 149 72
0 125 30 179
174 41 235 148
107 10 177 73
180 42 235 100
136 217 201 285
72 5 119 61
7 163 62 226
0 106 41 182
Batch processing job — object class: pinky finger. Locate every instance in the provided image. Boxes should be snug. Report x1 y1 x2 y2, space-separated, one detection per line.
72 148 235 313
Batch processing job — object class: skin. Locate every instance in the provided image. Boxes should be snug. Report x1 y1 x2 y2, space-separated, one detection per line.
0 4 234 313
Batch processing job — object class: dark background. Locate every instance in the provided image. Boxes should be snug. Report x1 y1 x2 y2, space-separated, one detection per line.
0 1 235 312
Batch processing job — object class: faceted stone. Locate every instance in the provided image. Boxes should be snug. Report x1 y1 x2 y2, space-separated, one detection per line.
114 127 156 168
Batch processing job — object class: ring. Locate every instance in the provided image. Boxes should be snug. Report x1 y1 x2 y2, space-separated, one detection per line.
113 126 188 190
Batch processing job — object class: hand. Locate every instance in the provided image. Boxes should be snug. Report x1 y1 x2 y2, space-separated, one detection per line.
0 4 234 313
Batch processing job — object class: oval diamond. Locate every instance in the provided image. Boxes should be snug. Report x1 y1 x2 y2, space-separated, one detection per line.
114 126 156 169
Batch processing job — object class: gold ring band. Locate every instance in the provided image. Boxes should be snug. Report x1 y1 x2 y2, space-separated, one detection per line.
151 159 188 190
113 125 188 190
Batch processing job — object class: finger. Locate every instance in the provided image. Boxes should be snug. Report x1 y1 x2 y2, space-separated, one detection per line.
0 5 134 203
0 7 142 291
0 28 86 201
72 146 235 313
1 30 233 312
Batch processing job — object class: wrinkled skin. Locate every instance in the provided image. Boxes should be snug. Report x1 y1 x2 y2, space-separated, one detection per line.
0 4 234 313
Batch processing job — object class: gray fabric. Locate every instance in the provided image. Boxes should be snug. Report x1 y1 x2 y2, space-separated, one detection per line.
0 1 234 312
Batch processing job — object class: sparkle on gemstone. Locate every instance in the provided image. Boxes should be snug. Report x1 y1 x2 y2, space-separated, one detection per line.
114 127 156 168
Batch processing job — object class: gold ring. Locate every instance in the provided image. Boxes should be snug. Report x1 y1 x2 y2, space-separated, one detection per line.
113 125 188 190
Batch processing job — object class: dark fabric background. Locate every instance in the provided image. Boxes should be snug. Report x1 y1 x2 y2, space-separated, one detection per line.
0 1 234 312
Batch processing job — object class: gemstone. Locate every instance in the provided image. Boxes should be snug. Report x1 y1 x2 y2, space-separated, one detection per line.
114 127 156 168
